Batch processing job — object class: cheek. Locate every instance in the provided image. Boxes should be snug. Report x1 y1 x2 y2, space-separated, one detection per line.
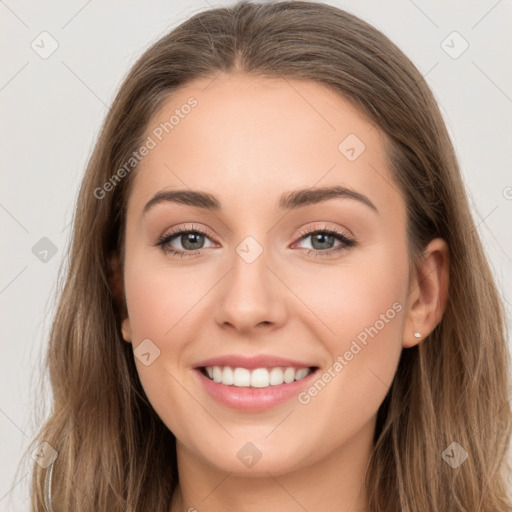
123 250 201 342
291 243 408 421
122 256 204 436
123 270 173 340
290 241 408 351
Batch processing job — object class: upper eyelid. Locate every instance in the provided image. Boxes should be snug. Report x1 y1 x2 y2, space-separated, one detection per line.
160 224 349 237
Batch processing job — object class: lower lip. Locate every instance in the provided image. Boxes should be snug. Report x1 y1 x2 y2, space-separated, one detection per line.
193 368 319 412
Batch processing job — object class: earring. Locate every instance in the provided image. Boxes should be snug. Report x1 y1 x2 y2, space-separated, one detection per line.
413 331 422 338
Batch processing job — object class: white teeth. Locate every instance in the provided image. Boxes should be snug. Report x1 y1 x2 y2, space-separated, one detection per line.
251 368 269 388
269 367 284 385
203 365 313 388
233 367 251 387
283 367 296 383
294 368 310 380
212 366 222 383
221 366 234 385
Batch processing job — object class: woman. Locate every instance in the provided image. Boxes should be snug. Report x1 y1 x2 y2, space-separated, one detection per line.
23 1 511 510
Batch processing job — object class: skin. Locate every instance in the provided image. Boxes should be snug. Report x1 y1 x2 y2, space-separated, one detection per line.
114 72 449 512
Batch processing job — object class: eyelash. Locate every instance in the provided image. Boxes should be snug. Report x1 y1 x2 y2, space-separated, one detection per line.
155 224 357 259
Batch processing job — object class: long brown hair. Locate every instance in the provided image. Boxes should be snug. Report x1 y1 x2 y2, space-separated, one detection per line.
18 1 511 510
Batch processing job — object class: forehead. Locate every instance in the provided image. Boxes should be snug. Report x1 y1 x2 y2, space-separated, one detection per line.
127 72 402 219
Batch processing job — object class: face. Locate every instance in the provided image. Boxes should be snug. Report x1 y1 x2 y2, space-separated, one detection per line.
120 72 413 476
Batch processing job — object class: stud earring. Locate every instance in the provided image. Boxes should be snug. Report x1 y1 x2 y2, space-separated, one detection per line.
413 331 422 338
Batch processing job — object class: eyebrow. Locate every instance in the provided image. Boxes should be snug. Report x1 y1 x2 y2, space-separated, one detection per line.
142 185 379 215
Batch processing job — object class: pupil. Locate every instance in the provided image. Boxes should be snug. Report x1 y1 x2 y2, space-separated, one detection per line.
182 232 203 250
312 233 333 250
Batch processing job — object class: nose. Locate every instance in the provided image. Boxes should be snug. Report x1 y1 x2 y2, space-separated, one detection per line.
214 245 288 336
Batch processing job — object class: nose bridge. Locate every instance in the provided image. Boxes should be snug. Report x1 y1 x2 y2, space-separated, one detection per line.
214 229 287 331
234 234 269 285
229 232 274 304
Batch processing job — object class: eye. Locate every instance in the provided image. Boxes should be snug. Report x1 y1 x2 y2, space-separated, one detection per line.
155 223 357 258
293 225 357 258
155 224 216 257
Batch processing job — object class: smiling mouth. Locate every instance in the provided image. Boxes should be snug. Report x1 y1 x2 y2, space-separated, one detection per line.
199 365 318 388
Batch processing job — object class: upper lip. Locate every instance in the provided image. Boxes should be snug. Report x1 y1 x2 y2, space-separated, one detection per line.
193 354 317 370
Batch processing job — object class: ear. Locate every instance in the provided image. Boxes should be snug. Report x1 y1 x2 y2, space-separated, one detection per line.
121 317 133 344
107 254 132 343
403 238 450 348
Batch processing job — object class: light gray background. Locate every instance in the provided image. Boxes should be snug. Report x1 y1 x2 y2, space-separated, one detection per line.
1 0 511 509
